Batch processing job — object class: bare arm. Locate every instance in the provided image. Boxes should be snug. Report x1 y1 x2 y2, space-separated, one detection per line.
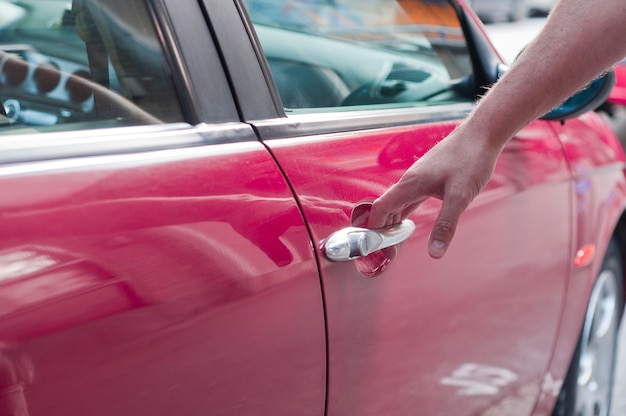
369 0 626 258
475 0 626 142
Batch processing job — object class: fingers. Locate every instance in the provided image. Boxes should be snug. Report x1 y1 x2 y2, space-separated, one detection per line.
400 203 420 220
427 190 472 259
368 186 424 230
368 189 399 229
370 181 473 259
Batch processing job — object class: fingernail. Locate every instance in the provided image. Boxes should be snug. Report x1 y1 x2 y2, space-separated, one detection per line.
429 240 446 258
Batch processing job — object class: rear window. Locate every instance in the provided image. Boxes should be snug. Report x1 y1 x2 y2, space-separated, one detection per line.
0 0 184 134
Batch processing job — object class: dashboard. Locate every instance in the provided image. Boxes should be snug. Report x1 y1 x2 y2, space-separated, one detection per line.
0 44 95 127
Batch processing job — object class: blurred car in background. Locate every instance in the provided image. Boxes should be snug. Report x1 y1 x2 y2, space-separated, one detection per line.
598 58 626 144
466 0 528 21
609 59 626 106
528 0 557 16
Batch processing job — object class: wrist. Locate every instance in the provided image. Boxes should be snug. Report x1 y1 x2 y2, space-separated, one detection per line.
452 114 509 158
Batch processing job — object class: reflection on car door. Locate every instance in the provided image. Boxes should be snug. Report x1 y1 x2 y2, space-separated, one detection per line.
264 112 571 415
268 114 571 415
226 0 573 412
0 0 326 412
0 125 326 416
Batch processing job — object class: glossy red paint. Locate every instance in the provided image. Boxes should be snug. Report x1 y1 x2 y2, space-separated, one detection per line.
533 111 626 415
267 117 574 415
609 60 626 106
0 138 326 416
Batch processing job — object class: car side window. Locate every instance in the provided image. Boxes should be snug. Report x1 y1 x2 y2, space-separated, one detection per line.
244 0 474 113
0 0 183 134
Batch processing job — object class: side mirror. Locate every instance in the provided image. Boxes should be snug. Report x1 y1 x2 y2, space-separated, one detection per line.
541 70 616 121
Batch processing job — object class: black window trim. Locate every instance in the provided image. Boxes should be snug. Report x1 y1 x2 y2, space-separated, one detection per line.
199 0 278 121
152 0 241 124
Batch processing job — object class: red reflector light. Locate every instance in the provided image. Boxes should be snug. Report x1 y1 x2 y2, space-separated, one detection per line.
574 244 596 268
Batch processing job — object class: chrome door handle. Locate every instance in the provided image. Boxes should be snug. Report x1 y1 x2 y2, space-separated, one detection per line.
323 219 416 262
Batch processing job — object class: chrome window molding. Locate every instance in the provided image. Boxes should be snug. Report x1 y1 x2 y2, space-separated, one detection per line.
251 102 475 140
0 122 257 165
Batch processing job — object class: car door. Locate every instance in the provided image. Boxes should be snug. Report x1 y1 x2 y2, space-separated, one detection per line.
0 0 326 415
214 0 573 414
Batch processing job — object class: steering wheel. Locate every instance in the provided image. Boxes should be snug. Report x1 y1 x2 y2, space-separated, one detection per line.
341 62 402 106
341 62 448 106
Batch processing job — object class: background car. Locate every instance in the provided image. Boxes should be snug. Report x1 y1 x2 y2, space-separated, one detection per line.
466 0 528 22
527 0 557 16
608 59 626 107
594 59 626 146
0 1 623 416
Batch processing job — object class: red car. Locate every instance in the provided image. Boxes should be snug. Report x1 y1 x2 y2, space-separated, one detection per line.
0 0 623 415
609 59 626 106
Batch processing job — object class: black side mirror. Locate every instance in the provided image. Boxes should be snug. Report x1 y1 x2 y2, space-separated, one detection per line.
541 70 616 121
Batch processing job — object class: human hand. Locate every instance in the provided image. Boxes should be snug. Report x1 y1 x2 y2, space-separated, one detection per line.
368 126 502 259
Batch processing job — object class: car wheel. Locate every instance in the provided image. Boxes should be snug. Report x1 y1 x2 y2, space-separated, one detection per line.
554 239 623 416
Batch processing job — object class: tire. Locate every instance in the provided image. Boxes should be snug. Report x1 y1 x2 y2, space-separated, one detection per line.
553 239 624 416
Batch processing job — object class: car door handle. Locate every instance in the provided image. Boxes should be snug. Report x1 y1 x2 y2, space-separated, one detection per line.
323 219 416 262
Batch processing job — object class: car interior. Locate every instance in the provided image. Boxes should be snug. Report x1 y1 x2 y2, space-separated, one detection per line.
0 0 182 134
245 0 476 113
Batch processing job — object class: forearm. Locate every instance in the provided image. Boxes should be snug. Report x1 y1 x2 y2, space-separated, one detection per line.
466 0 626 151
369 0 626 257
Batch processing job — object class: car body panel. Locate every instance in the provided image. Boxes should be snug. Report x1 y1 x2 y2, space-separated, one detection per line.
0 126 326 415
264 115 572 415
532 111 626 415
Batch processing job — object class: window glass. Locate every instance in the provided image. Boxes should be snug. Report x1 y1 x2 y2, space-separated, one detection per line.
244 0 474 113
0 0 183 134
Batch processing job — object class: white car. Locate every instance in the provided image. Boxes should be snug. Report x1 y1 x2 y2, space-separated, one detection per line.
467 0 528 22
528 0 557 16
